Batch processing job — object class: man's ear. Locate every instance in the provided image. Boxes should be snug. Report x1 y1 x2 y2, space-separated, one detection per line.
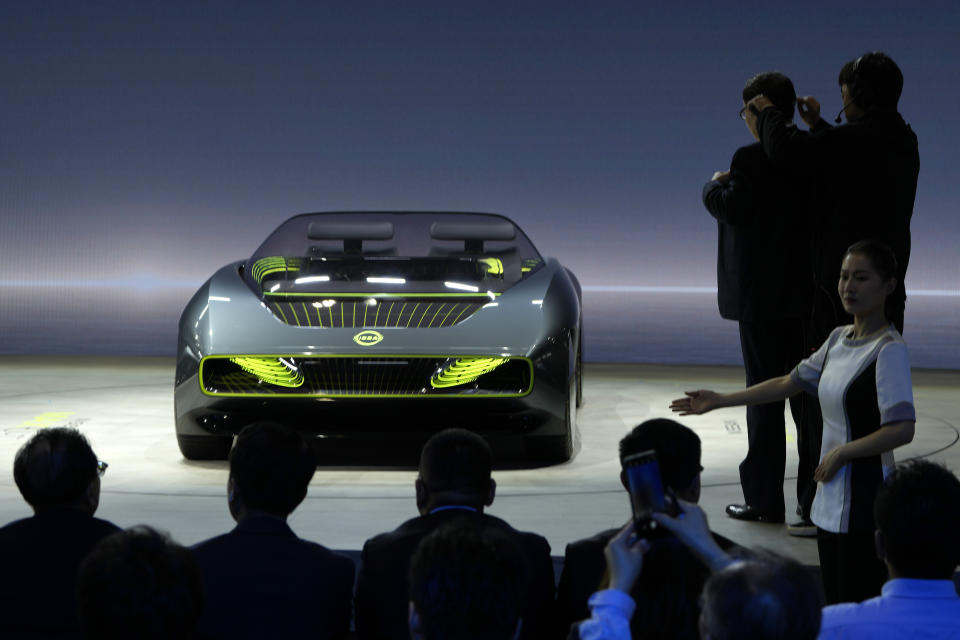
619 470 628 492
874 529 886 562
408 601 423 640
485 478 496 507
885 278 897 296
227 476 244 522
415 478 428 514
85 476 101 514
227 476 237 503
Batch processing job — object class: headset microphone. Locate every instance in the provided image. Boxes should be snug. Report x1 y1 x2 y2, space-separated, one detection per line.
834 100 855 124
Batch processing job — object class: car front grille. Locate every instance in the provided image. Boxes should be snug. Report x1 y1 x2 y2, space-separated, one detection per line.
264 298 486 329
199 355 532 397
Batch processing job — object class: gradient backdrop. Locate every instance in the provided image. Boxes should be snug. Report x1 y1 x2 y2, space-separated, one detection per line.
2 1 958 367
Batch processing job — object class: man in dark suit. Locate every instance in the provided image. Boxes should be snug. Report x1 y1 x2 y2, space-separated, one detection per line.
751 52 919 336
0 427 120 639
556 419 737 639
702 71 814 528
191 423 354 640
355 428 555 640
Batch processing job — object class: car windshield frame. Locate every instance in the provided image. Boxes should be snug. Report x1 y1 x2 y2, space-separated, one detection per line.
245 212 544 296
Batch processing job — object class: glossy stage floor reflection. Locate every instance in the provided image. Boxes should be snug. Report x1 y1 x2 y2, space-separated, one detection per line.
0 358 957 567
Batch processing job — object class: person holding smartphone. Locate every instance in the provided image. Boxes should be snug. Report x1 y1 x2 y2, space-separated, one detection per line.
671 239 915 604
557 419 737 639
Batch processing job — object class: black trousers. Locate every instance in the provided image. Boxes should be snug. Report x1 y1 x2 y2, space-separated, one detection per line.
817 528 887 604
795 393 823 520
737 319 806 518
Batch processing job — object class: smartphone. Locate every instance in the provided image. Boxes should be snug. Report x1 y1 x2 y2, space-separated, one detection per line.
623 449 673 533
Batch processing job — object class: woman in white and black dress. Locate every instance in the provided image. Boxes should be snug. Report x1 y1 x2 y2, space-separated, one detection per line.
670 239 915 604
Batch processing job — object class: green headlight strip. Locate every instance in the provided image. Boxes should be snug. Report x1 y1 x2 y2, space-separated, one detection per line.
229 357 304 388
251 256 303 286
200 355 532 398
265 298 486 329
430 356 508 388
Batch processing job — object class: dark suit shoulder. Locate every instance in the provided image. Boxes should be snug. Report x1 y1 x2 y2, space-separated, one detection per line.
480 513 552 557
730 141 766 164
563 528 618 561
729 142 781 182
0 511 119 544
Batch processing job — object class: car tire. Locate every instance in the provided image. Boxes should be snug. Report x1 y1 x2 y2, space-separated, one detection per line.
176 434 233 461
561 374 577 460
575 326 583 408
527 371 576 464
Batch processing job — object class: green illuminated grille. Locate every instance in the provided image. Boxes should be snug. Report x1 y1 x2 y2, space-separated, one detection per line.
431 357 508 388
200 356 532 397
251 256 303 286
265 298 485 328
229 357 304 388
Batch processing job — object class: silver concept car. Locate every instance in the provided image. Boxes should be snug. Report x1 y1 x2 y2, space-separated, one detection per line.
175 212 582 462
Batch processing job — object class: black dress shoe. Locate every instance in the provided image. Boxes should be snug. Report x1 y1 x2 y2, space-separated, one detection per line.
725 503 785 523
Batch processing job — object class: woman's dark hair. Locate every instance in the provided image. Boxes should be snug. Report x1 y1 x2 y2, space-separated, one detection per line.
844 238 898 281
843 239 899 319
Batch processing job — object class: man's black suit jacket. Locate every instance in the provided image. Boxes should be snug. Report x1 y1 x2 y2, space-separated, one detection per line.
0 508 120 638
556 526 738 639
191 516 355 640
757 108 919 334
703 141 813 323
355 509 555 640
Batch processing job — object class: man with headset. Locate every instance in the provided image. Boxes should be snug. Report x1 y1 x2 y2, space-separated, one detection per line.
747 52 919 535
749 51 918 335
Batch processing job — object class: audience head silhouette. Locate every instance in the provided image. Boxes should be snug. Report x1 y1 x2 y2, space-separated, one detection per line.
620 418 703 502
408 518 526 640
874 459 960 579
700 551 822 640
416 428 495 514
227 422 318 521
14 427 101 513
77 525 203 640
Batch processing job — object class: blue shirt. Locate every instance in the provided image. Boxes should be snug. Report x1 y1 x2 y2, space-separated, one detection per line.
578 589 635 640
818 578 960 639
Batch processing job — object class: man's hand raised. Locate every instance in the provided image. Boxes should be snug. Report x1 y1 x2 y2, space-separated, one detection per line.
796 96 822 128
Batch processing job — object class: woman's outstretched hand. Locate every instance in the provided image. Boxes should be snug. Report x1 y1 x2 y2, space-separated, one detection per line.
669 390 721 415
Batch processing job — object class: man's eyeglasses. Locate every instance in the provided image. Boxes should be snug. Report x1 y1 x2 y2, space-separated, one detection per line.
97 460 108 477
739 104 759 121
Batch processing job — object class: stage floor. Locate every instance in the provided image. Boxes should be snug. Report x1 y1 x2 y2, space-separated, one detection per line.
1 357 957 567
